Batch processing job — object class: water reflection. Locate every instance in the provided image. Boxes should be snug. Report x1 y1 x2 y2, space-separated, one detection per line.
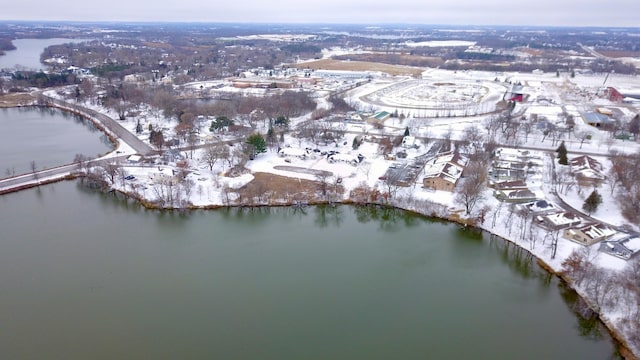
313 204 344 228
352 204 416 232
0 107 113 175
13 183 621 359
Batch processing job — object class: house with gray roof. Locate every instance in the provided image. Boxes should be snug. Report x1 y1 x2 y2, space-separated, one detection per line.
581 111 614 128
599 235 640 260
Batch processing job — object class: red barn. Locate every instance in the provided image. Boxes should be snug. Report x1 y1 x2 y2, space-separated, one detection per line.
606 87 624 102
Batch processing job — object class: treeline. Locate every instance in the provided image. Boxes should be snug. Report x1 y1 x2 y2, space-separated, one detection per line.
333 53 444 68
455 51 516 62
608 150 640 224
91 64 132 78
0 38 16 53
562 249 640 352
281 44 322 57
10 71 79 88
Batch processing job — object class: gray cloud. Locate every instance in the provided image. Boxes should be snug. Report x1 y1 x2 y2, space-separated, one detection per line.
2 0 639 27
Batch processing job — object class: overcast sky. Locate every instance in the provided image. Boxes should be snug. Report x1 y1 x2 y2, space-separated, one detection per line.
2 0 639 27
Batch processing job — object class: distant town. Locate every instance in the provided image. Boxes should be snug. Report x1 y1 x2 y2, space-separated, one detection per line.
1 22 640 358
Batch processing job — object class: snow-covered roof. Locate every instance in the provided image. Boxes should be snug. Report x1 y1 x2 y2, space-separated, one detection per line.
500 189 536 199
423 152 467 184
579 223 617 240
127 154 142 163
542 211 581 226
599 235 640 260
493 180 527 190
570 155 605 180
524 200 556 213
624 237 640 252
494 147 541 163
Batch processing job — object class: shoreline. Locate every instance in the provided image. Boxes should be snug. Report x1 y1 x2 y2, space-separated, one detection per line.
90 178 640 359
1 165 637 359
0 99 636 359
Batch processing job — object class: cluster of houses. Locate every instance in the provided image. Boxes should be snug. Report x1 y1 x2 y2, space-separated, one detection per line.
489 148 542 202
486 148 640 260
531 205 640 260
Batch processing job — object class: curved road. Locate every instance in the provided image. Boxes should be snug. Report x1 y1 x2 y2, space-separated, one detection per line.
43 95 156 156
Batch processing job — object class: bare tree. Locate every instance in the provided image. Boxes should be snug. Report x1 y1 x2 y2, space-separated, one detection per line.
201 142 228 172
74 153 91 173
30 160 38 181
455 159 487 215
103 161 123 185
460 125 485 158
575 130 592 149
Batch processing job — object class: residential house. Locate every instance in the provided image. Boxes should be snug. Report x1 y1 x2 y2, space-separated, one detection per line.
599 235 640 260
581 111 614 128
490 161 527 181
491 180 527 190
422 152 468 192
570 155 606 186
563 223 617 246
494 148 542 163
490 148 541 182
494 188 537 203
536 211 582 230
523 200 557 214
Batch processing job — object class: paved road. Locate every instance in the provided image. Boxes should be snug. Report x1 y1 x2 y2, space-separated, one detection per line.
43 95 156 156
0 163 78 192
0 156 132 193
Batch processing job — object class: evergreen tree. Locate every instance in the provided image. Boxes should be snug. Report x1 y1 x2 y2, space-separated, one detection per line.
557 141 568 165
274 115 290 129
136 119 143 134
247 133 267 154
404 127 410 137
352 137 360 150
582 189 602 215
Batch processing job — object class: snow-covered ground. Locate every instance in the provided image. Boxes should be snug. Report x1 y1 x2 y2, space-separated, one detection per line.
7 66 640 356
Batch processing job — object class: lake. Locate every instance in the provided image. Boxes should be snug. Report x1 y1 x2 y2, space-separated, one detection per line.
0 38 91 71
0 107 113 177
0 180 620 359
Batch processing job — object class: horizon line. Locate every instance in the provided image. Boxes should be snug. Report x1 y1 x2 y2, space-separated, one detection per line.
0 19 639 30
